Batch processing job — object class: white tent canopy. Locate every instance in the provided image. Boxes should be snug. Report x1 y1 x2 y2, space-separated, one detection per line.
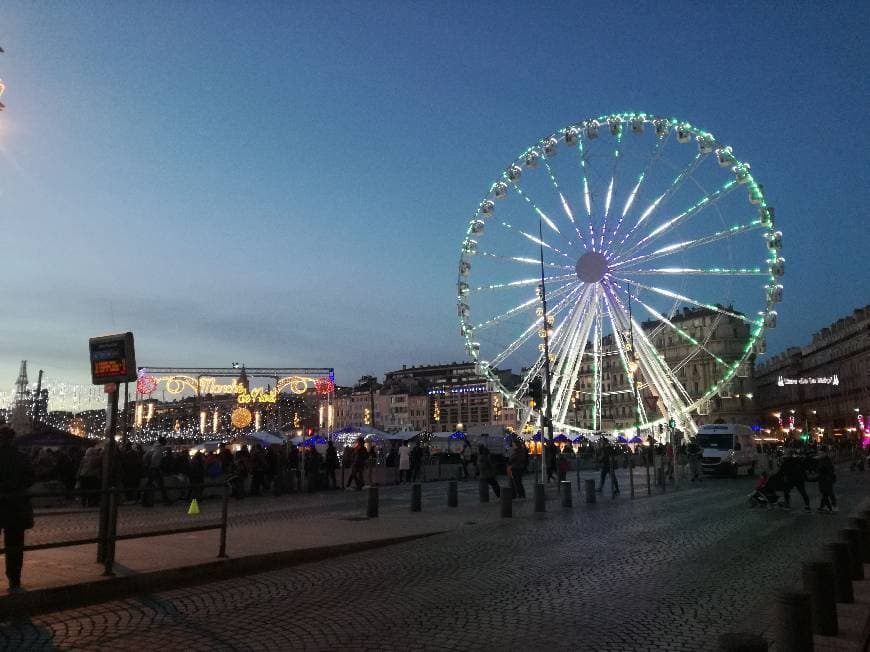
383 430 420 441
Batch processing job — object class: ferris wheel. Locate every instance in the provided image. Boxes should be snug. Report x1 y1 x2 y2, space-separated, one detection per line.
457 112 783 437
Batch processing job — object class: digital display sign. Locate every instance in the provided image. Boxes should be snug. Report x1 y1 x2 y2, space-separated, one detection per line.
89 332 137 385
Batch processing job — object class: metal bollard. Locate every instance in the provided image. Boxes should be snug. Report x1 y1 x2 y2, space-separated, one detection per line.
561 481 572 508
717 632 769 652
478 479 489 503
802 560 838 635
775 590 813 652
825 541 854 603
840 528 864 579
366 486 379 518
447 480 458 507
534 483 546 512
501 485 513 518
629 465 635 498
411 483 422 512
645 458 651 495
218 482 230 558
585 479 596 504
847 517 870 562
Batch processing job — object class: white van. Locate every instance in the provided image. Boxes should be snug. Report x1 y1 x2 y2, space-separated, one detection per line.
696 423 759 476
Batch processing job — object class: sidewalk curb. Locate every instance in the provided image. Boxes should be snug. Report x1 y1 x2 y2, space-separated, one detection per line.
0 531 444 622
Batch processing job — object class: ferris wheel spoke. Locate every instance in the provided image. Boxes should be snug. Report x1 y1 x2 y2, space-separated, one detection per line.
470 273 577 292
576 139 597 249
606 136 667 251
543 158 589 249
493 220 573 259
477 251 575 271
601 291 647 425
610 275 755 324
618 266 766 276
511 185 578 252
561 291 600 424
598 133 624 252
612 220 764 270
619 179 739 260
549 285 591 365
473 282 577 332
614 151 705 252
551 287 598 422
608 288 690 420
488 282 585 368
629 295 729 368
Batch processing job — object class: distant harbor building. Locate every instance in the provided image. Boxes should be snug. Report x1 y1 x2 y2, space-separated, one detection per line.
328 363 521 433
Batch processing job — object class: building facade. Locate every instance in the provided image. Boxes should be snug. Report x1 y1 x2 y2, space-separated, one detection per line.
571 307 755 432
755 305 870 437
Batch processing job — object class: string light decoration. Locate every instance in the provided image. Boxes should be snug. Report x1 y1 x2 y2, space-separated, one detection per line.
231 407 253 429
136 372 158 396
315 377 336 395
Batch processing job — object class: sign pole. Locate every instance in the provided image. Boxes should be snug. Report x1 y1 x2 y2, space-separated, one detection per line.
96 384 119 563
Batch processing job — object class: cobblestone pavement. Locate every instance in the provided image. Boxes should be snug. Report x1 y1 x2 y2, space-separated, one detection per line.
3 468 868 651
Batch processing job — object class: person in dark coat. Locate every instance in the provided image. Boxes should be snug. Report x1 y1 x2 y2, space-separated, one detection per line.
324 441 339 489
477 439 501 499
0 426 35 592
781 450 811 511
508 438 528 499
349 437 367 490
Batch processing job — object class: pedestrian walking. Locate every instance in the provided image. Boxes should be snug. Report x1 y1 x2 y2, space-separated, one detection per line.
460 441 474 480
781 449 811 512
347 437 366 491
597 442 619 494
398 441 411 484
0 426 35 593
365 439 377 487
545 441 558 483
508 438 528 499
325 441 339 489
409 443 423 483
144 437 171 505
119 442 142 502
77 446 102 507
816 447 838 513
477 440 500 498
557 453 569 483
687 437 702 481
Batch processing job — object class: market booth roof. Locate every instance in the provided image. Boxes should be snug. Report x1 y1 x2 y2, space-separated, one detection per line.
15 426 93 448
229 431 284 447
383 430 420 441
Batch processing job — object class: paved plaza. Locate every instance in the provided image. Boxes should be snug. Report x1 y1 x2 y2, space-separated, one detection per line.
1 466 869 651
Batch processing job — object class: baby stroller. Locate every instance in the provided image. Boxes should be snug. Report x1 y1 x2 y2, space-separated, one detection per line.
748 472 781 508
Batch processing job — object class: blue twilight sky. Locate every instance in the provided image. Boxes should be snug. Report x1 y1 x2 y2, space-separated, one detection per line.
0 1 868 393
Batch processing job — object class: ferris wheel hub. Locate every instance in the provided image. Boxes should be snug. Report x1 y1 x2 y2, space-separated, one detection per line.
575 251 609 283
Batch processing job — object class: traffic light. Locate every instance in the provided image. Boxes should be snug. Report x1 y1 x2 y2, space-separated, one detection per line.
800 432 810 442
528 377 543 407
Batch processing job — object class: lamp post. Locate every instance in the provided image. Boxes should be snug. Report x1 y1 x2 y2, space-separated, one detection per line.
537 219 554 485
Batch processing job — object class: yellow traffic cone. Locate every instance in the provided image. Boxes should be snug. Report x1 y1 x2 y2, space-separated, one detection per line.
187 498 200 515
